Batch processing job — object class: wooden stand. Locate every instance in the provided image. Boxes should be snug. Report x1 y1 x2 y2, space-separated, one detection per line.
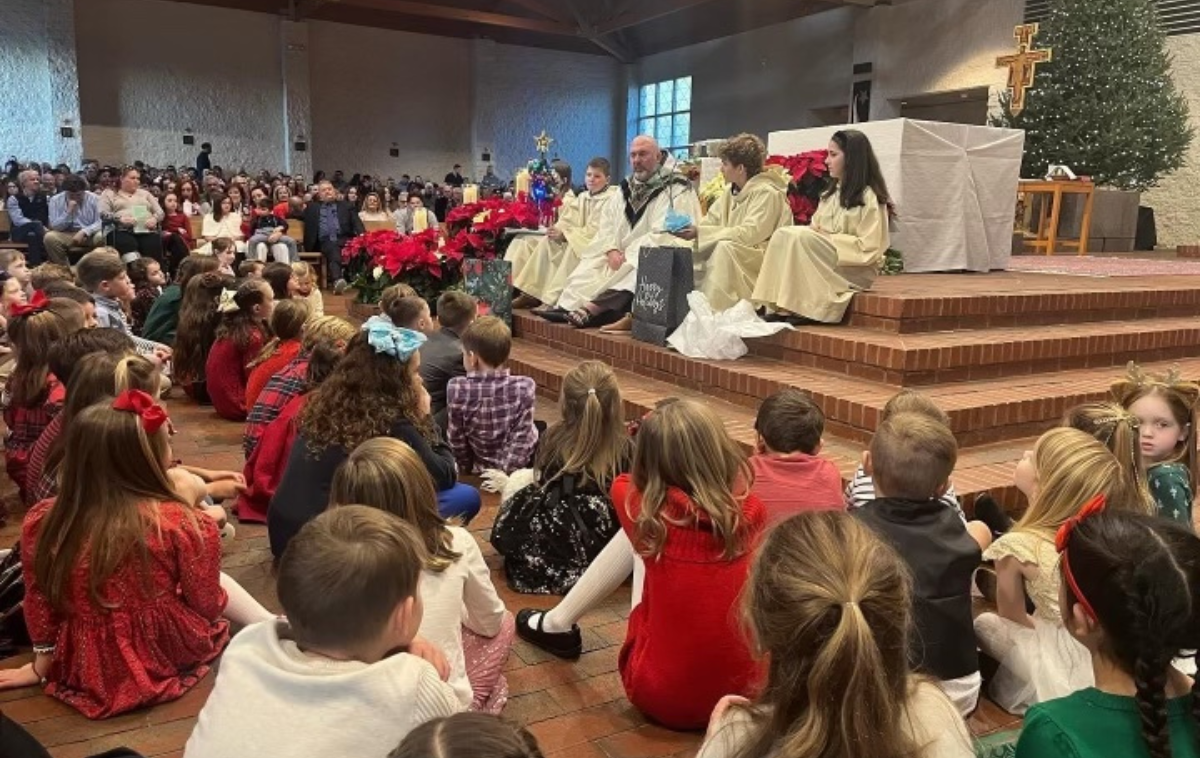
1019 179 1095 255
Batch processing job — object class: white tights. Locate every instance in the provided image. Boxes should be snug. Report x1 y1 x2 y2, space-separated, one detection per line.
220 572 276 626
537 531 644 634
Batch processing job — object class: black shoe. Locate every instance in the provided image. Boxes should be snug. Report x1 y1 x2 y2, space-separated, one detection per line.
538 308 570 323
516 608 582 660
973 493 1012 538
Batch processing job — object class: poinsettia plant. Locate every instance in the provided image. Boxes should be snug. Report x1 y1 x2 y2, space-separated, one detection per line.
444 197 543 260
765 149 829 226
341 229 464 304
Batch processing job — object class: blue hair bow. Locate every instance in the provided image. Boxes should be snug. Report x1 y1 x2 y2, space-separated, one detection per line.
363 316 427 361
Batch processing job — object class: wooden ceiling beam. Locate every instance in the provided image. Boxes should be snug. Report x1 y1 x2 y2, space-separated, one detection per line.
595 0 721 35
502 0 574 24
333 0 577 35
562 0 633 62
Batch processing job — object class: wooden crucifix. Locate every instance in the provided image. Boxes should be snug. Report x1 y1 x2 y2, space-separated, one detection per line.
996 23 1052 115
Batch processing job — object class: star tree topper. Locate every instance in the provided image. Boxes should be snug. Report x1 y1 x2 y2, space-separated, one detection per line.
534 129 554 156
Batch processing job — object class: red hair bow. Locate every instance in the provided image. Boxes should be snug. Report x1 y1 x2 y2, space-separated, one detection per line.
8 290 48 318
1054 493 1107 553
1055 493 1107 622
112 389 169 435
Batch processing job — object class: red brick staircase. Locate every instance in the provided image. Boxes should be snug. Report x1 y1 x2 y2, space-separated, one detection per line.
510 270 1200 514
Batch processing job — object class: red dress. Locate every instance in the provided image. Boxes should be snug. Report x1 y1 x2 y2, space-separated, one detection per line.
25 414 63 503
21 499 230 719
235 394 306 523
613 474 765 730
205 328 266 421
244 340 301 409
4 374 65 504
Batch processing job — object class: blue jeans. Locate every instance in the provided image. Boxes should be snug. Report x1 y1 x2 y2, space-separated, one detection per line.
438 483 481 524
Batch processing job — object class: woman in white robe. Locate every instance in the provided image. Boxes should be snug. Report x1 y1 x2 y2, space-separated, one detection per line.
752 130 892 325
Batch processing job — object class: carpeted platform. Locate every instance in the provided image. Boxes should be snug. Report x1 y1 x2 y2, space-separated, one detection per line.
1007 255 1200 277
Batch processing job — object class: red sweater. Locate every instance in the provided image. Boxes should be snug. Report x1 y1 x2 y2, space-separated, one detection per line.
162 211 195 249
749 452 845 526
205 328 265 421
235 394 306 523
613 474 765 730
244 340 301 409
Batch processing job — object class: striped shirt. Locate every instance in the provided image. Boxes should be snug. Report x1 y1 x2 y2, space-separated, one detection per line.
845 464 967 523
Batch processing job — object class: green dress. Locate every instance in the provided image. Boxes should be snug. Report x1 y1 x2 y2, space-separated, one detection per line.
140 283 183 344
1016 687 1199 758
1148 462 1193 527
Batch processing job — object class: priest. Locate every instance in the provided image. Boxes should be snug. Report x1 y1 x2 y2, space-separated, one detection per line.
689 133 793 311
513 157 620 310
549 135 699 330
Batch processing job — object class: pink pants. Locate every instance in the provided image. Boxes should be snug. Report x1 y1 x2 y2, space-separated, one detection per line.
462 611 516 713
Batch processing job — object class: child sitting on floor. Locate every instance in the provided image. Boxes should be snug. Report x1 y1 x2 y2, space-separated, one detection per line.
3 297 85 503
291 261 323 317
268 319 479 557
331 438 515 713
238 260 264 280
419 291 476 429
245 299 309 408
261 261 297 302
0 391 271 718
76 249 172 359
184 507 462 757
1015 508 1200 757
609 399 765 729
0 250 32 299
1112 365 1199 529
142 254 220 345
446 316 538 474
974 427 1140 714
1063 402 1157 513
491 360 632 594
172 271 235 403
236 320 354 523
698 511 975 758
211 237 236 277
750 388 845 524
127 257 167 336
205 279 275 421
384 294 435 334
853 413 984 716
392 713 545 758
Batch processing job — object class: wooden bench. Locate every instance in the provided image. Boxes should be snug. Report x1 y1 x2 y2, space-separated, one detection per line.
0 210 30 252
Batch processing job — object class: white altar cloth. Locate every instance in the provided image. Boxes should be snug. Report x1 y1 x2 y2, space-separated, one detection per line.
768 119 1024 273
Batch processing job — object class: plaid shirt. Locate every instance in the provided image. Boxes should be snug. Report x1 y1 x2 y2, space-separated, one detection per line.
446 368 537 474
243 355 310 458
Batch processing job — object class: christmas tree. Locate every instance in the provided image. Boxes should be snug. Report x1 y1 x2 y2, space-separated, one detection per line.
996 0 1192 191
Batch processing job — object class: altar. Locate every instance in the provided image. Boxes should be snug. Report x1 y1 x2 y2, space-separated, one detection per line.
768 119 1025 273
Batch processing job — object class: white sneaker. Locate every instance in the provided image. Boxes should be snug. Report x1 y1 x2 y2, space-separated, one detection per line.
333 278 348 294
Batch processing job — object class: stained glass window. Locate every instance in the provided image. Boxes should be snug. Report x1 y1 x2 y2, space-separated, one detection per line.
637 76 692 156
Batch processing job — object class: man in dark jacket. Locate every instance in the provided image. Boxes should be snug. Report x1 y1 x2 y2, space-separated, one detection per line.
303 180 364 293
196 142 213 176
4 170 49 263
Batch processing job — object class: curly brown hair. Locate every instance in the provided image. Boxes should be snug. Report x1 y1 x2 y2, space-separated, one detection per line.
173 271 235 383
299 333 432 452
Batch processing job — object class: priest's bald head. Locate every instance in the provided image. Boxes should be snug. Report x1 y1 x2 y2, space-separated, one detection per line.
630 135 660 181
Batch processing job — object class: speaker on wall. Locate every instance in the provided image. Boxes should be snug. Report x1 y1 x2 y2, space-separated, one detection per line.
182 134 195 145
294 141 307 152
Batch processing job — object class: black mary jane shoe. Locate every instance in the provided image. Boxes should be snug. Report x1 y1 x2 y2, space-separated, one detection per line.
516 608 583 660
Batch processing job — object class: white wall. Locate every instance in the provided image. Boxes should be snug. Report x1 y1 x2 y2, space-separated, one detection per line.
854 0 1024 120
307 21 473 181
0 0 81 166
470 40 622 182
75 0 285 170
635 9 857 145
1144 34 1200 248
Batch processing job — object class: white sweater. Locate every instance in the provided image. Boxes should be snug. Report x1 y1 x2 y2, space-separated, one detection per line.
184 620 462 758
419 526 508 706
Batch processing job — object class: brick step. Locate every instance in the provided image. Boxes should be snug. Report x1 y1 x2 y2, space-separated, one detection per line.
509 340 1033 513
847 271 1200 333
512 312 1200 447
746 316 1200 386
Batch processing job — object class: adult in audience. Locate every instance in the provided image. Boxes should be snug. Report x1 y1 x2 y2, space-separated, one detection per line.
196 142 213 177
753 129 891 325
303 180 364 293
393 194 439 235
359 192 391 224
45 175 104 264
691 133 793 311
552 135 699 330
100 167 165 263
444 164 466 188
197 193 247 254
4 170 49 263
178 179 202 216
480 165 502 193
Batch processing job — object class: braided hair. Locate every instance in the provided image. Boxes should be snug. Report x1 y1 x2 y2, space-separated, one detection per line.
1062 510 1200 758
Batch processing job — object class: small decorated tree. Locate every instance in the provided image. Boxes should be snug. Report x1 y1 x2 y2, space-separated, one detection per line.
995 0 1192 190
